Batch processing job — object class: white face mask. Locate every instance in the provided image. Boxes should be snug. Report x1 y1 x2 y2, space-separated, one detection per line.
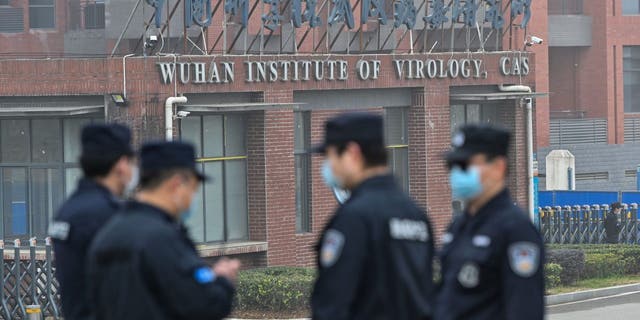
123 165 139 197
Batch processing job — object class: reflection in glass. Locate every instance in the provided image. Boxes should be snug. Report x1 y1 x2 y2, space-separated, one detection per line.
2 168 28 239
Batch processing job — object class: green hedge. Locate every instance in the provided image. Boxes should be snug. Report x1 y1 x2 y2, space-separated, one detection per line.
544 263 563 288
234 267 315 312
546 245 640 284
546 249 585 285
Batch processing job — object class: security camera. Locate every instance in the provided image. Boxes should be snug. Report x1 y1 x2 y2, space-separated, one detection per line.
145 35 158 48
176 111 190 118
530 36 543 44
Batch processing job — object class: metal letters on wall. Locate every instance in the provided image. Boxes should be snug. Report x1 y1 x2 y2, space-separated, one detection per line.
393 0 417 29
292 0 322 28
225 0 249 27
186 0 213 27
511 0 532 28
262 0 283 31
484 0 505 29
328 0 355 29
424 0 449 29
361 0 388 25
145 0 166 28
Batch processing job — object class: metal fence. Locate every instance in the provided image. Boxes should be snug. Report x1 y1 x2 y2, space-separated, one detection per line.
539 204 640 244
0 238 60 320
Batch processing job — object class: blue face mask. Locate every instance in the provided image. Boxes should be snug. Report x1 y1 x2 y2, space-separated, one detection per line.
180 202 196 223
450 166 483 201
322 161 343 189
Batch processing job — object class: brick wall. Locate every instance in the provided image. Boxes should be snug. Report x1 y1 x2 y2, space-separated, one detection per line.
0 52 536 267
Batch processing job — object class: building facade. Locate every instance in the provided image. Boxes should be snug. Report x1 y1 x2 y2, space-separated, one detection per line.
0 0 541 267
539 0 640 191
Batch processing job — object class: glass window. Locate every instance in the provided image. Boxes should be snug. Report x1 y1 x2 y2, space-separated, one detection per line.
185 165 206 242
64 118 90 162
64 167 82 196
203 115 223 157
1 120 30 163
294 111 311 233
225 160 248 240
84 2 105 29
384 108 409 192
180 116 203 158
180 114 248 243
450 104 500 133
203 162 224 242
0 117 100 240
624 46 640 113
0 0 10 6
29 0 55 29
2 168 28 239
30 168 62 239
32 119 62 163
623 0 640 15
225 115 246 156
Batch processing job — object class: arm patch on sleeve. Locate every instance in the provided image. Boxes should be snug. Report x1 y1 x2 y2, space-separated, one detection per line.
320 229 345 268
193 267 216 284
508 242 540 277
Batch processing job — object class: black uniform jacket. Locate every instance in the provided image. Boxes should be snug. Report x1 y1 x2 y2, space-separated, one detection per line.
87 201 235 320
435 189 544 320
50 178 121 320
312 175 435 320
604 213 620 244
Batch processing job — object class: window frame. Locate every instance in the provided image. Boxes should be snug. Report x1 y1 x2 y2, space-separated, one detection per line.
28 0 55 29
83 1 105 29
294 111 311 234
0 116 101 241
180 113 249 243
624 46 640 113
384 107 410 192
622 0 640 15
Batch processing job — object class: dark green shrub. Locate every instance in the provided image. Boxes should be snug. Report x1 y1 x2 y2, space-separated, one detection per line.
234 267 315 312
582 253 629 279
547 245 640 279
544 263 563 288
546 249 585 285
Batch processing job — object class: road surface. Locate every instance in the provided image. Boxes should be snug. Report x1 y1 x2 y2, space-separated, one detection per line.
547 291 640 320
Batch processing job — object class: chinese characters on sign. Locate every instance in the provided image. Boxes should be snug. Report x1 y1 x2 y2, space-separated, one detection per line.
150 0 524 32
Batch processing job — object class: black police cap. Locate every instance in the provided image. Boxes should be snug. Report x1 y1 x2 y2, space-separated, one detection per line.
140 141 208 181
311 112 384 154
81 123 133 159
445 124 511 164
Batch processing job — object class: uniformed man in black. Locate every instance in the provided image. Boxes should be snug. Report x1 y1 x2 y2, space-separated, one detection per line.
49 124 137 320
605 202 622 244
87 141 240 320
311 113 435 320
436 124 544 320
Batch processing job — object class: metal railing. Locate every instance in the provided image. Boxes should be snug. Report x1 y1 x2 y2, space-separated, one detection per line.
0 238 60 320
539 204 640 244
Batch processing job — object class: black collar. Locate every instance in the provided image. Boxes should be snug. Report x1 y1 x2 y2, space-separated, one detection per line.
76 178 119 204
125 200 177 224
461 188 512 230
349 174 397 199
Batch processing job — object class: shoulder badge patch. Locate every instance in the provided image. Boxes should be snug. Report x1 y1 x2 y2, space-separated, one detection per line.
508 242 540 277
472 235 491 248
442 232 454 245
320 229 345 268
193 267 216 284
458 262 480 288
48 222 71 241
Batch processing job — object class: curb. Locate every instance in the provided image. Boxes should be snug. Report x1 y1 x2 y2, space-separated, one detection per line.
226 318 310 320
545 283 640 306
